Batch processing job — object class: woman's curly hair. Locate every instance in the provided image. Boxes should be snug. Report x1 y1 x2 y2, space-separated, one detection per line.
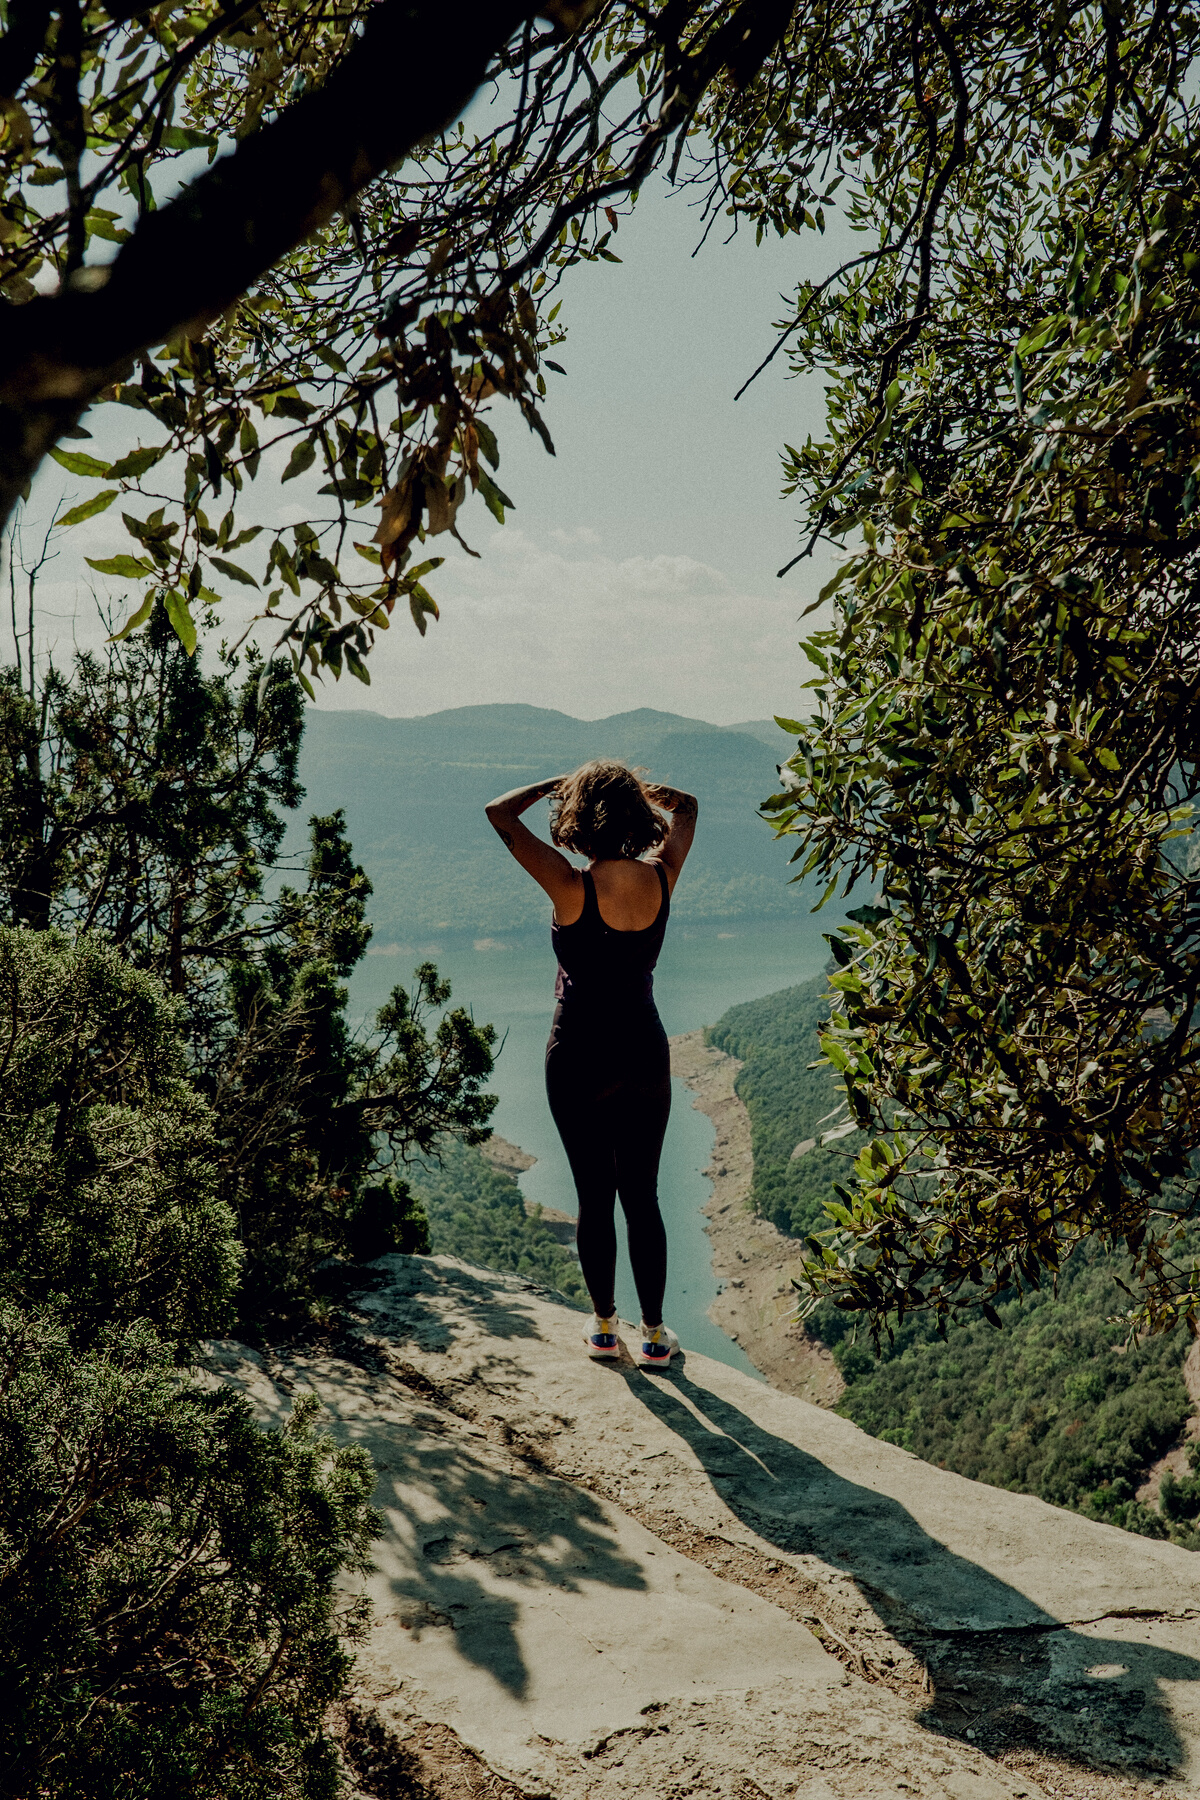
550 760 667 861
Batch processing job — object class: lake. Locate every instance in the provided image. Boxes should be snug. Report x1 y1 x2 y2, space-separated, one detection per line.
350 914 837 1375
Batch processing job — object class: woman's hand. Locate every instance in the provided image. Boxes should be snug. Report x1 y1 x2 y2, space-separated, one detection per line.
486 776 566 825
645 783 698 823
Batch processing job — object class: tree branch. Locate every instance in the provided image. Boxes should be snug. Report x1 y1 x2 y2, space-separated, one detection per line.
0 0 537 528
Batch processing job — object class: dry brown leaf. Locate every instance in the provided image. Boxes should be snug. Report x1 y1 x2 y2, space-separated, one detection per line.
462 423 479 488
374 477 413 549
426 236 454 276
538 0 603 29
425 472 465 536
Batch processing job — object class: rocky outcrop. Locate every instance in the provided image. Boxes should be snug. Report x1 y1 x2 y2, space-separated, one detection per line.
205 1256 1200 1800
482 1132 578 1246
481 1135 538 1178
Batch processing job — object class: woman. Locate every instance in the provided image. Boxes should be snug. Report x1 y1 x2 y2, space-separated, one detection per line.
485 761 698 1368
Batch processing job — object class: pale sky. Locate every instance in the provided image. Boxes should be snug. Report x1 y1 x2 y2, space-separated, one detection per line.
13 174 849 724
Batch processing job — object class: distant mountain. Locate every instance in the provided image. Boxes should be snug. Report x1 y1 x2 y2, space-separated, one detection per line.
723 719 792 748
294 704 807 937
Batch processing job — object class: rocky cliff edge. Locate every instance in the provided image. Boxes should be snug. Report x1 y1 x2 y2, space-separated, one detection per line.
204 1256 1200 1800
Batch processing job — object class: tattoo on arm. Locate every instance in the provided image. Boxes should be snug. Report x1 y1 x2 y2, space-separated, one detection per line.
498 827 514 849
673 795 698 824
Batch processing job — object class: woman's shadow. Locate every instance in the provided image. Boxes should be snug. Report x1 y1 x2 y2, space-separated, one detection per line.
620 1361 1200 1783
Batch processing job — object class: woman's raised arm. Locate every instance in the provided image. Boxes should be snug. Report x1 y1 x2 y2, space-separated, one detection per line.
485 777 582 915
643 784 699 893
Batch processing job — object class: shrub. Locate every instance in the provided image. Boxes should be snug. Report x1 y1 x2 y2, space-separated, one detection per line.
1081 1480 1169 1542
1160 1446 1200 1531
344 1178 431 1263
0 927 239 1350
0 1306 378 1800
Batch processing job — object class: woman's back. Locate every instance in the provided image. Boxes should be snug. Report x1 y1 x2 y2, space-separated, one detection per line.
551 860 669 1011
575 856 664 930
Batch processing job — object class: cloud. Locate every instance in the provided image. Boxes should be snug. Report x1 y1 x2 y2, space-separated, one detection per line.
315 523 826 723
11 461 831 725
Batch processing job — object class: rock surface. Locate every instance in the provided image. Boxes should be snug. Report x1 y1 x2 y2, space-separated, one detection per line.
206 1257 1200 1800
481 1135 539 1176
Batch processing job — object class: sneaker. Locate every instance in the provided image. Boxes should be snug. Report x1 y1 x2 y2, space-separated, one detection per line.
636 1322 678 1369
584 1312 621 1361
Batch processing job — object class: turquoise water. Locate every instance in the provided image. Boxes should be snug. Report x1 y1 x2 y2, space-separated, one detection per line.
350 917 834 1375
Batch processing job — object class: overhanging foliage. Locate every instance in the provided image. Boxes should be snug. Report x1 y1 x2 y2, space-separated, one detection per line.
759 12 1200 1336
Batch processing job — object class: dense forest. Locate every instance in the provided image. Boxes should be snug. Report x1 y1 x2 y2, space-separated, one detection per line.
411 1138 586 1306
709 981 1200 1550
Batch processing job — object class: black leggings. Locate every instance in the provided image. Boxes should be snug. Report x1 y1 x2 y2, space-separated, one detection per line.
545 1005 671 1326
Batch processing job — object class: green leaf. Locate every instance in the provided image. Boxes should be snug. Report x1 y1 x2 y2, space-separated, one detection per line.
353 542 381 565
59 489 117 528
846 904 894 926
160 125 216 150
84 210 128 243
272 392 315 422
85 553 154 578
281 439 317 482
50 447 108 478
409 586 440 636
816 564 853 607
163 588 197 655
105 445 166 480
475 417 500 469
317 478 375 504
208 556 259 588
811 873 840 912
477 467 514 523
106 590 157 642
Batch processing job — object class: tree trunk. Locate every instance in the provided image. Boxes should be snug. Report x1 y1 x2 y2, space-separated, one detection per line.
0 0 533 527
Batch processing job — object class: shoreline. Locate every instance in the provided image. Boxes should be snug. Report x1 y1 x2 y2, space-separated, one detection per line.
667 1033 1200 1515
668 1028 843 1406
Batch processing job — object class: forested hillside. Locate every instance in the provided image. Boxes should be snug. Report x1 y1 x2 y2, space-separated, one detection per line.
709 981 1200 1547
296 706 798 937
410 1139 586 1307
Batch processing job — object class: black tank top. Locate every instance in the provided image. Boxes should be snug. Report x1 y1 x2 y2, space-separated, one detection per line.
551 863 669 1011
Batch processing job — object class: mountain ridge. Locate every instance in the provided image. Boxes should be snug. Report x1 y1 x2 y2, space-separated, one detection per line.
294 702 806 937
